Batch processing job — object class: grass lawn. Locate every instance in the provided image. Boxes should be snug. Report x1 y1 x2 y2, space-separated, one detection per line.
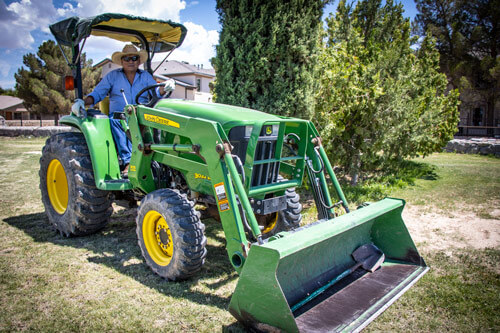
0 136 498 332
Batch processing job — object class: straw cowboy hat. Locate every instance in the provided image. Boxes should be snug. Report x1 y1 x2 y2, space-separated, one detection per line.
111 44 148 65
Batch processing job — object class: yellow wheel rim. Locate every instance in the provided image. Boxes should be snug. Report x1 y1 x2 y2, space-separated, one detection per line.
262 212 278 234
142 210 173 266
46 159 68 214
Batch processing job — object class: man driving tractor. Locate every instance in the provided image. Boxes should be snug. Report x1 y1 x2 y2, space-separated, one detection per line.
77 44 173 177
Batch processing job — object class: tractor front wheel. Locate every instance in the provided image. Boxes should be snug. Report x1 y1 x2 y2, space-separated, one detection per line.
259 186 302 238
136 189 207 280
39 132 113 236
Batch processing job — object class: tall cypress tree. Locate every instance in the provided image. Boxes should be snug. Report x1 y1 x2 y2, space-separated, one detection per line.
213 0 329 118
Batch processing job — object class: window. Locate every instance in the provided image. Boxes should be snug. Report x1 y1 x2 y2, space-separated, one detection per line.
472 107 483 126
196 78 201 92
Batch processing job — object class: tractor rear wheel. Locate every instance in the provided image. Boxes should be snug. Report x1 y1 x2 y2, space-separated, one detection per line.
136 189 207 280
39 132 113 236
259 186 302 238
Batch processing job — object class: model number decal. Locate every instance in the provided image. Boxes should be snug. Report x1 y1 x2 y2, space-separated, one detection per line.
144 114 180 128
195 173 211 180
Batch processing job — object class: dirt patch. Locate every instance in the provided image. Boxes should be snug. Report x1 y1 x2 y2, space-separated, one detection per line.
403 204 500 251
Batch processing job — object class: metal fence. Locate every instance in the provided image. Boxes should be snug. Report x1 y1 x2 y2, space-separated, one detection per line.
457 126 500 138
4 120 58 127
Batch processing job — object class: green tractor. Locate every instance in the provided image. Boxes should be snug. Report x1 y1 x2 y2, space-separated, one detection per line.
41 14 428 332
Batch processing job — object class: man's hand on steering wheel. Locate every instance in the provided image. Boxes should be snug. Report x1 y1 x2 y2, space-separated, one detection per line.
135 79 176 107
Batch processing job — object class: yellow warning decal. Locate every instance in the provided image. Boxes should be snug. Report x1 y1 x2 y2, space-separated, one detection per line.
219 200 230 212
129 165 136 172
144 114 180 128
214 182 227 201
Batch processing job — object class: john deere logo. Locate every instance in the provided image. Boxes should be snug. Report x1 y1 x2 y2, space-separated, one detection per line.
265 126 272 135
144 114 180 128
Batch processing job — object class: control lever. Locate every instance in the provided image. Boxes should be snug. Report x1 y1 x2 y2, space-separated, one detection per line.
120 89 129 105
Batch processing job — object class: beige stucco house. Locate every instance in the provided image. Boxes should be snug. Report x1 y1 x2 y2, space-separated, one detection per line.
93 58 215 102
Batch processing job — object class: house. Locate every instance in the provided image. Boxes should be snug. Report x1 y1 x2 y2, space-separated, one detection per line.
456 98 500 137
153 73 197 100
151 60 216 102
0 96 29 121
93 58 213 102
0 95 61 126
93 58 121 78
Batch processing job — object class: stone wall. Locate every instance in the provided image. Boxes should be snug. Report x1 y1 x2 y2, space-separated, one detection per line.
444 138 500 158
0 126 74 137
2 125 499 158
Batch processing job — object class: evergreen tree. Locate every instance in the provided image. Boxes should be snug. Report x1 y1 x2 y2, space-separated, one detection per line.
315 0 459 184
213 0 329 118
415 0 500 126
14 40 100 122
0 86 16 96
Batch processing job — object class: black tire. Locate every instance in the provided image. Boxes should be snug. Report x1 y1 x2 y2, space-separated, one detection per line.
259 186 302 238
39 132 113 236
136 188 207 280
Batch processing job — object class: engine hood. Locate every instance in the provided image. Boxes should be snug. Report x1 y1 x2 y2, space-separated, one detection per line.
154 99 284 128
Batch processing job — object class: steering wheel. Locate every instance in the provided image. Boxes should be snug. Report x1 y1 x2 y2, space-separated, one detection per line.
135 83 172 107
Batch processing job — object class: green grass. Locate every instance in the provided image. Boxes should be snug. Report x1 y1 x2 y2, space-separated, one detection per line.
326 153 500 217
0 136 499 332
368 248 500 332
389 154 500 218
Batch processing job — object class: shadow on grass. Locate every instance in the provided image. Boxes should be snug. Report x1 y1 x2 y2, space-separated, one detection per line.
3 210 240 314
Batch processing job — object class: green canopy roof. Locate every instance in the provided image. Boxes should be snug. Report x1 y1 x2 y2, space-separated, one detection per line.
50 13 187 53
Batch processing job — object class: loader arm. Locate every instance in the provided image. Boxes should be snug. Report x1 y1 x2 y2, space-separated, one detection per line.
126 103 258 271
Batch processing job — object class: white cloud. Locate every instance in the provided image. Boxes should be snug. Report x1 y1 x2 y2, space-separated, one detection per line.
0 78 15 89
0 0 217 85
74 0 186 21
84 36 128 64
0 0 188 49
0 59 11 77
0 0 58 48
56 2 75 17
163 21 218 69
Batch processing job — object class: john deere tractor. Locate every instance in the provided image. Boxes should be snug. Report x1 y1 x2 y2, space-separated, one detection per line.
41 14 428 332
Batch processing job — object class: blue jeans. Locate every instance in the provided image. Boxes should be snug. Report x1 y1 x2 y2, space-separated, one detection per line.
109 113 132 165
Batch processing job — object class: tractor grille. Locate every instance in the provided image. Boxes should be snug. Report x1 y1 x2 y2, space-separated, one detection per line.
251 132 280 187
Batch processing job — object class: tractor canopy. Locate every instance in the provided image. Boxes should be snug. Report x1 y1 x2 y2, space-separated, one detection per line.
49 13 187 99
49 13 187 53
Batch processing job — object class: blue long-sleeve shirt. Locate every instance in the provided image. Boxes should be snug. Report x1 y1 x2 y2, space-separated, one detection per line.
88 68 157 114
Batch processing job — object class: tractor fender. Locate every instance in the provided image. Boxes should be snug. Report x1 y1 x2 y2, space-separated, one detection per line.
59 114 122 189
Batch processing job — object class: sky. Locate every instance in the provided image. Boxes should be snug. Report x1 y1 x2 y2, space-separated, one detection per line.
0 0 417 89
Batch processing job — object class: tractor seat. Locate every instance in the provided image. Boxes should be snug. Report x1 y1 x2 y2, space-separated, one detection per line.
86 109 107 118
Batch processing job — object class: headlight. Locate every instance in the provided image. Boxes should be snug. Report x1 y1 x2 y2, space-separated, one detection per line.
245 125 253 138
271 124 279 136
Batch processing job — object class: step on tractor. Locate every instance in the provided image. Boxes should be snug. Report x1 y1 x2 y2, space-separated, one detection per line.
41 14 428 332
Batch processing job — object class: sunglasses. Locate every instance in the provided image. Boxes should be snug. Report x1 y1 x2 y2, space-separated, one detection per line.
122 55 139 62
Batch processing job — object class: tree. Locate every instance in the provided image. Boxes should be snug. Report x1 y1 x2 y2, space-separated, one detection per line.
414 0 500 127
314 0 459 184
213 0 329 118
14 40 101 123
0 86 16 96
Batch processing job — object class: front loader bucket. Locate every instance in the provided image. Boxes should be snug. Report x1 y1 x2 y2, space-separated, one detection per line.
229 198 428 332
